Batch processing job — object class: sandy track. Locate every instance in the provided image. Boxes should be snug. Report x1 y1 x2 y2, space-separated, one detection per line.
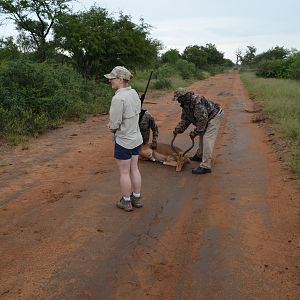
0 70 299 299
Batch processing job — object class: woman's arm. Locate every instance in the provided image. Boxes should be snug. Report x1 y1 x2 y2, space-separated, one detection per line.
108 97 124 131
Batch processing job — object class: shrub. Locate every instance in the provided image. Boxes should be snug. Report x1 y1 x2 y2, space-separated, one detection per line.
161 49 181 64
153 78 172 89
204 64 225 75
175 59 197 79
255 59 290 78
154 64 177 79
0 59 112 140
288 52 300 80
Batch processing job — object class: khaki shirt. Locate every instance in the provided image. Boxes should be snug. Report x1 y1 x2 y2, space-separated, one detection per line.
109 87 143 149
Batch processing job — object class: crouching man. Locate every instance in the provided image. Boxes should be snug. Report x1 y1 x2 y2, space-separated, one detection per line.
139 108 159 150
173 88 224 174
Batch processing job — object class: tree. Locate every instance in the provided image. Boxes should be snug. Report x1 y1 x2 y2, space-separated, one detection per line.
182 44 225 68
235 48 243 65
54 7 161 79
223 58 235 67
289 51 300 80
242 45 256 65
182 45 207 68
0 0 71 61
161 48 181 64
201 43 224 65
112 14 161 70
0 36 19 60
254 46 290 63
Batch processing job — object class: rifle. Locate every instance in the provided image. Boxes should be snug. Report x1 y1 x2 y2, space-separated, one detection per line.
139 71 153 123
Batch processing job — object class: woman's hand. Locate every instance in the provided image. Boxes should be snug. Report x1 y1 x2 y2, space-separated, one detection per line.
107 123 116 133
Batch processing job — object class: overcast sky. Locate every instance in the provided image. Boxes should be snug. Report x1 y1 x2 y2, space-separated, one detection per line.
1 0 299 61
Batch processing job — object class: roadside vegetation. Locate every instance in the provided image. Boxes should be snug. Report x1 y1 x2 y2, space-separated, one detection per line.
0 0 233 145
0 60 113 144
239 45 300 176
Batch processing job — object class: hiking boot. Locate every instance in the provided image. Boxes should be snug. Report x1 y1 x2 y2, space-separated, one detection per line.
192 167 211 174
131 194 143 208
116 198 133 212
190 154 202 162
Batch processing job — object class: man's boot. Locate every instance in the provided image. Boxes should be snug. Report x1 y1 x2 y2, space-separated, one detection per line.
192 167 212 174
190 154 202 162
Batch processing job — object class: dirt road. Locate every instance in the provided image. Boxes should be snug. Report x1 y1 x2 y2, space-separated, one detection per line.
1 71 299 300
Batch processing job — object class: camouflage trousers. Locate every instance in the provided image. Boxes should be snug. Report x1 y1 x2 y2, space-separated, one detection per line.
196 110 224 169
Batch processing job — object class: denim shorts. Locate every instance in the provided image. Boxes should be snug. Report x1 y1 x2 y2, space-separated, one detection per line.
114 143 141 160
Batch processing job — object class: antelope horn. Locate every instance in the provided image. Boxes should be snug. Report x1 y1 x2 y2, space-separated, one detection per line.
183 136 195 156
171 135 195 156
171 135 179 155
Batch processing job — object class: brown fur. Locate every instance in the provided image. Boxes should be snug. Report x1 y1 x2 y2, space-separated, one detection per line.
139 143 190 170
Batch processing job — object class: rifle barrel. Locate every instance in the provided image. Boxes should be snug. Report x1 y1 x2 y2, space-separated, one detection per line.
143 71 153 96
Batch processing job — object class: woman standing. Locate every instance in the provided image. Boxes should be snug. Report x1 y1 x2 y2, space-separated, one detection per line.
105 66 143 212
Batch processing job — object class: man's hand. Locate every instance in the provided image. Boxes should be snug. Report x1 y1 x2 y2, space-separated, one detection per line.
189 131 198 139
150 141 157 149
173 129 179 136
107 123 116 133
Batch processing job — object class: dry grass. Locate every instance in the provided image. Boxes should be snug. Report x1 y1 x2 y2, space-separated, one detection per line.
240 71 300 177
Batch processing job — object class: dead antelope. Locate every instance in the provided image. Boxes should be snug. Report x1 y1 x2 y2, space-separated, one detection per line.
139 136 194 171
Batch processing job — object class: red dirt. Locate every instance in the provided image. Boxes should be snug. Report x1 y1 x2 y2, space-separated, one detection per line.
0 70 299 299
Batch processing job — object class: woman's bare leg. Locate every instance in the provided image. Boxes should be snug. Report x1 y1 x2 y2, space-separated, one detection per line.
116 159 132 197
130 155 141 194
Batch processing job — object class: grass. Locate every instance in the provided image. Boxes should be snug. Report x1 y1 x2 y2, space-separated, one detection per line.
240 71 300 177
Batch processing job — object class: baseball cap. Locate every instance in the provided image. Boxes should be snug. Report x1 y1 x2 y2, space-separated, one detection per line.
104 66 133 80
173 88 188 100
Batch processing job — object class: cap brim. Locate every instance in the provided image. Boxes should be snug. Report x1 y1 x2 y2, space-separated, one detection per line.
104 74 114 79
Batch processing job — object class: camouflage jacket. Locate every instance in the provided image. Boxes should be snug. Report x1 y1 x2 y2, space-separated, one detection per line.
139 110 159 145
175 92 221 134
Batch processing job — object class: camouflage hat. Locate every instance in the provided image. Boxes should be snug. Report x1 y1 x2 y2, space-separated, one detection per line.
173 88 188 100
104 66 133 80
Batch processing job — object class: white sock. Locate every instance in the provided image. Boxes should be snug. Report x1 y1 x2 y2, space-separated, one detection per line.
133 192 140 198
123 196 131 202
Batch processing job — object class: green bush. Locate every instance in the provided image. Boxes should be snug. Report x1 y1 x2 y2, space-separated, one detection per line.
154 64 177 79
288 52 300 80
252 51 300 80
0 59 112 140
153 78 172 89
175 59 197 79
0 37 20 61
255 59 290 78
204 64 225 75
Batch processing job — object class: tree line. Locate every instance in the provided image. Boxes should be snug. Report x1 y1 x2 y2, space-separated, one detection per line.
237 45 300 80
0 0 232 78
0 0 232 143
0 0 161 78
